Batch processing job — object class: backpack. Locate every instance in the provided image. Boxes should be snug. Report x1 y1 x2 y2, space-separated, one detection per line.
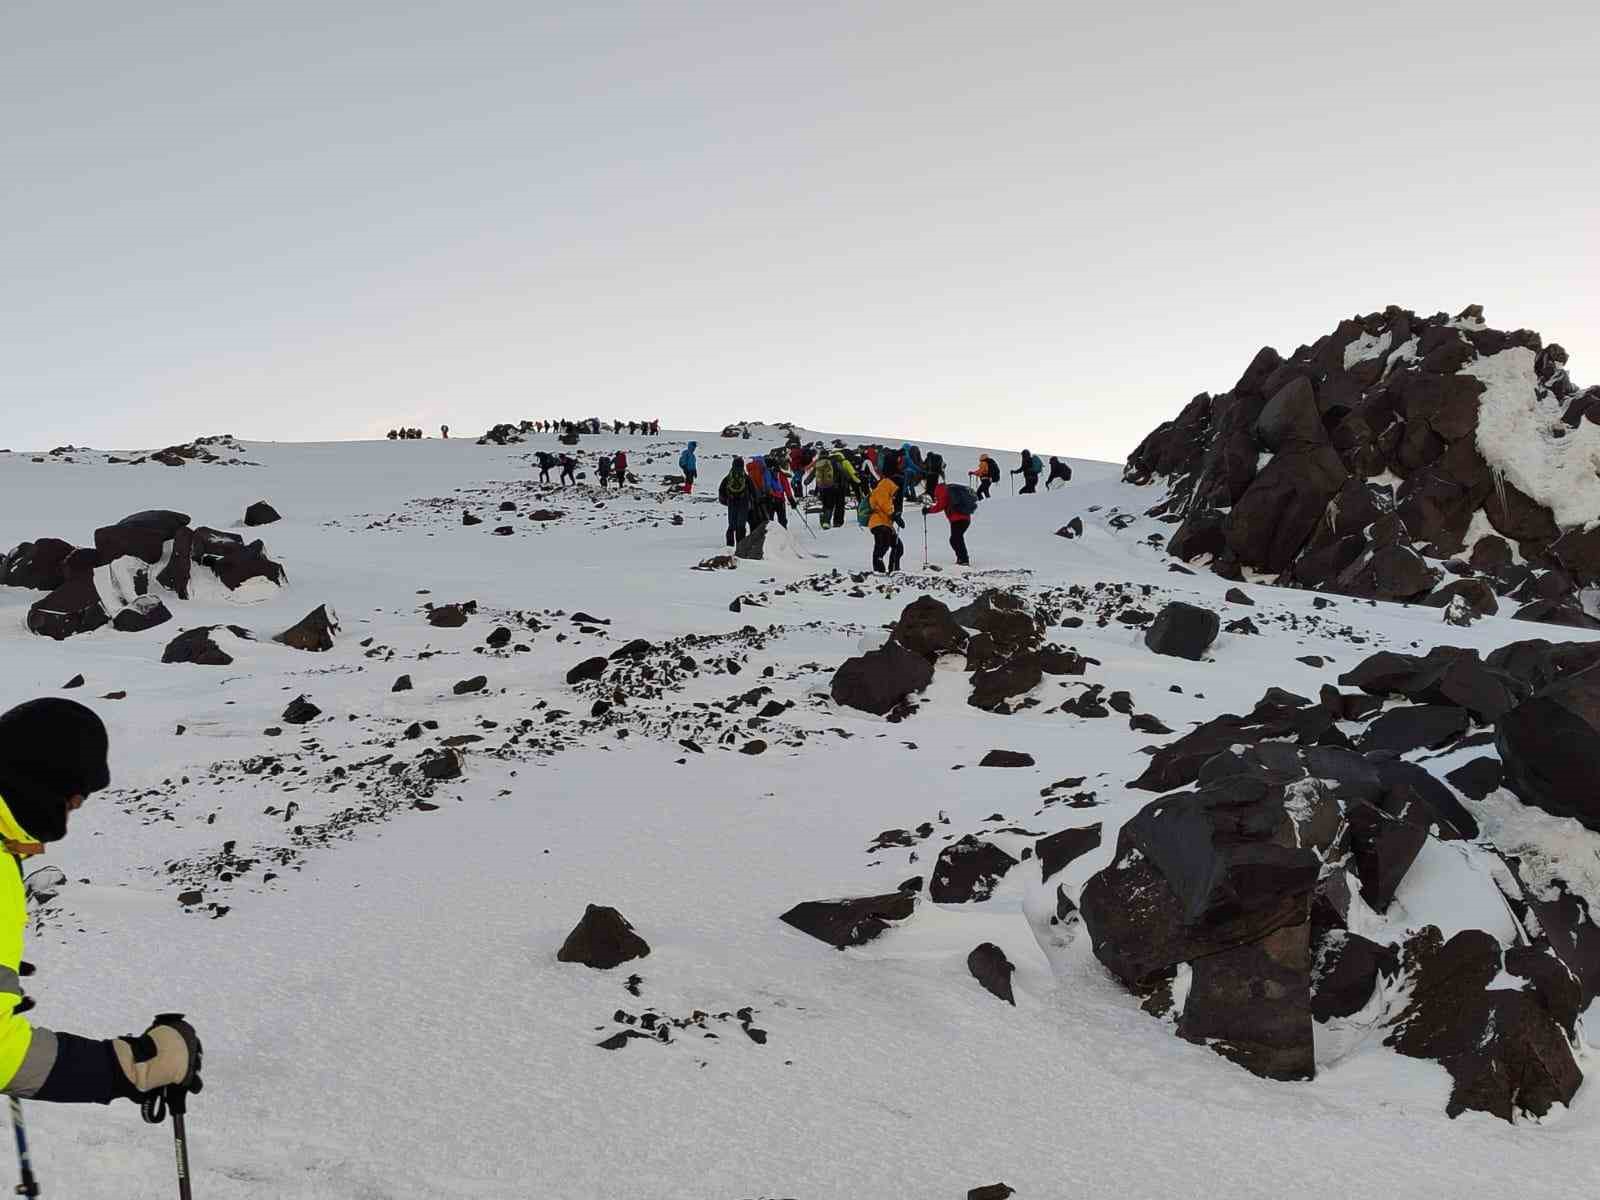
679 449 694 470
856 496 871 527
814 455 835 488
1029 453 1043 475
725 469 747 496
925 452 944 478
945 484 977 516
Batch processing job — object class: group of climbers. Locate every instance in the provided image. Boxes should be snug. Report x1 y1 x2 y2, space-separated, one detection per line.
532 450 626 488
596 449 630 489
716 450 801 545
708 437 1072 571
522 418 661 437
1004 451 1072 494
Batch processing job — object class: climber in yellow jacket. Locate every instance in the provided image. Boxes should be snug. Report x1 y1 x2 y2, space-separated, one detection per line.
867 476 905 573
0 699 202 1104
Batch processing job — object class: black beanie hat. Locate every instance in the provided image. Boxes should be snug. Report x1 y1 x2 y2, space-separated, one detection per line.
0 698 111 842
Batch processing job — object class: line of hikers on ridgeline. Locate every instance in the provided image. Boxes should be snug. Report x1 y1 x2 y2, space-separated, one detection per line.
705 436 1073 572
389 419 661 444
527 418 661 438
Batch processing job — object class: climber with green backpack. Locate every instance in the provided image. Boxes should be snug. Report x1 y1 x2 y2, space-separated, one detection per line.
719 457 753 547
1012 449 1043 494
807 447 856 531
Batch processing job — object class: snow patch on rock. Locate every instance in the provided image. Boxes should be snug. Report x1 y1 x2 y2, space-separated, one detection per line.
1344 330 1393 370
1470 347 1600 528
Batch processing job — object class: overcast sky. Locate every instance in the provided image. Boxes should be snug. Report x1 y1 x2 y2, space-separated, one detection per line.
4 2 1595 460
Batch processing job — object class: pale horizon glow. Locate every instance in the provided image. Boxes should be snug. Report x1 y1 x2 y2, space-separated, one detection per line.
3 2 1596 459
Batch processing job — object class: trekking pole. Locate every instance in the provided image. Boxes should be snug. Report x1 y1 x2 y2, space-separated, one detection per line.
10 1097 41 1198
143 1081 196 1200
140 1014 202 1200
922 510 929 567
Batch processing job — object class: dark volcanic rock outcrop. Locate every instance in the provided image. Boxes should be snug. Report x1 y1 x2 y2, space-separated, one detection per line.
1126 306 1593 612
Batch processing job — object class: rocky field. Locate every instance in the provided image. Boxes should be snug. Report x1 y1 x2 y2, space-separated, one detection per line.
2 413 1597 1199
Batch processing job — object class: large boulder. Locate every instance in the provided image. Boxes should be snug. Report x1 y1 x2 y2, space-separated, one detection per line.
156 526 193 598
969 652 1044 712
190 527 285 590
556 905 650 969
566 656 609 685
274 605 339 652
1143 601 1219 660
951 590 1043 656
1 538 78 591
1512 599 1600 630
892 596 966 662
243 501 281 526
1386 927 1581 1121
1223 444 1347 572
1311 930 1396 1021
26 575 109 640
1131 692 1344 794
831 642 934 715
930 836 1019 903
282 695 322 724
1339 647 1526 724
1336 544 1436 602
161 626 243 666
1358 705 1469 756
1177 923 1314 1081
1496 662 1600 832
1254 377 1325 450
93 510 190 565
1081 771 1320 988
967 943 1016 1005
780 892 915 949
1081 766 1321 1082
1035 823 1102 882
110 596 172 633
1346 791 1428 911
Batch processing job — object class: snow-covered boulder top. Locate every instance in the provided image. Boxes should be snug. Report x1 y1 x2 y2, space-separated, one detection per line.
1126 305 1599 627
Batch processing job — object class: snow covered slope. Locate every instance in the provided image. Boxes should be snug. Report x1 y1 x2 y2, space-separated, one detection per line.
1 428 1596 1199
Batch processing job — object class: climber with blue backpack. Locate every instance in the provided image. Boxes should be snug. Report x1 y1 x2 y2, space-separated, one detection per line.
924 479 978 566
1012 449 1043 494
679 441 697 494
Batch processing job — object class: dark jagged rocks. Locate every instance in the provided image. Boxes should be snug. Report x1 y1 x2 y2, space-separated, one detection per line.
1125 306 1592 613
